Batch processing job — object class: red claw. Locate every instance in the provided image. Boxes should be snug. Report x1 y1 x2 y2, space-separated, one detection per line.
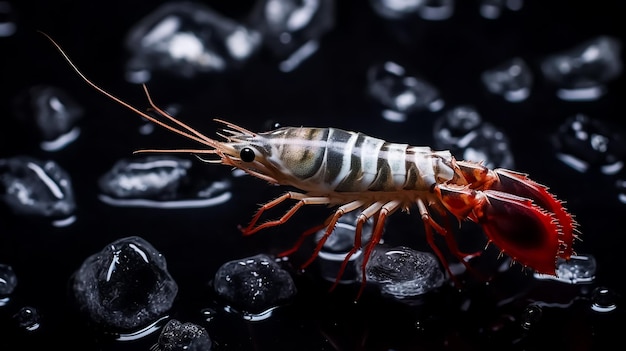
474 190 562 274
438 162 577 276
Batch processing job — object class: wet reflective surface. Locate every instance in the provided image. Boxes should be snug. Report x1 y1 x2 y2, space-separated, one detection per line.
1 1 625 350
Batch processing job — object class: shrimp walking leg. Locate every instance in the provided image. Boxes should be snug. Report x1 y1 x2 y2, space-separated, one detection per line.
300 200 367 269
357 200 403 299
240 192 331 235
330 201 385 291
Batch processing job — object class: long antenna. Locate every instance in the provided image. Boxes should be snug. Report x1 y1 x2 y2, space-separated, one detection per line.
38 31 221 151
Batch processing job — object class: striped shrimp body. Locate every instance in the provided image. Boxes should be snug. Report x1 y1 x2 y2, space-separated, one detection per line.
45 33 578 298
209 124 577 291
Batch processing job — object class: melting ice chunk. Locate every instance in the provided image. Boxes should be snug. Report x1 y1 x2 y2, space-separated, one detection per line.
0 156 76 223
433 106 515 169
157 319 213 351
367 61 444 122
248 0 335 71
98 155 232 208
541 36 623 101
481 57 533 102
533 255 596 284
12 85 84 151
72 236 178 331
213 254 296 319
124 1 262 81
356 246 445 298
551 114 625 175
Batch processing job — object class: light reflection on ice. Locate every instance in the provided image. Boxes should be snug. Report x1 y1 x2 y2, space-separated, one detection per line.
115 315 169 341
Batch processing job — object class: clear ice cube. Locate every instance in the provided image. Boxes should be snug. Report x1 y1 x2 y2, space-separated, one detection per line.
356 246 445 298
213 254 296 317
73 236 179 331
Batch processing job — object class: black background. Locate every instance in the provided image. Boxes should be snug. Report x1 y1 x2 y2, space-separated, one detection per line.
1 0 625 350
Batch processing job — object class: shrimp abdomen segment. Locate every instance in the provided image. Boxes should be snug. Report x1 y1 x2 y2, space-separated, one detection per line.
264 127 457 193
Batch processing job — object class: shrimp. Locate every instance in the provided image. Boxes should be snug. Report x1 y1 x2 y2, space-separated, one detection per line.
42 33 578 298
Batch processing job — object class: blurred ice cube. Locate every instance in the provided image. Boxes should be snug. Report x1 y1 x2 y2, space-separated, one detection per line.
13 85 83 151
0 156 76 224
0 1 17 37
420 0 454 21
479 0 523 19
433 106 514 169
481 57 533 102
0 263 17 296
125 1 261 82
551 114 625 175
356 246 445 298
369 0 426 19
248 0 335 72
98 155 232 208
367 61 444 122
541 36 623 101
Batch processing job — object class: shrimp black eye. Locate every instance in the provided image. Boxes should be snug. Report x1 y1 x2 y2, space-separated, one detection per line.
240 147 255 162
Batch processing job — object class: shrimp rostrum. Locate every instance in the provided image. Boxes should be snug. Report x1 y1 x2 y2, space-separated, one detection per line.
45 33 578 297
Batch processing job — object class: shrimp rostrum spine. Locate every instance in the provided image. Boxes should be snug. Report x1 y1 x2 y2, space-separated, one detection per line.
44 32 578 297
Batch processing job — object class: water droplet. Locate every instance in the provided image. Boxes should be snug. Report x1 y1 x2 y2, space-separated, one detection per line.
13 306 41 331
520 304 542 330
200 307 218 322
591 287 617 313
